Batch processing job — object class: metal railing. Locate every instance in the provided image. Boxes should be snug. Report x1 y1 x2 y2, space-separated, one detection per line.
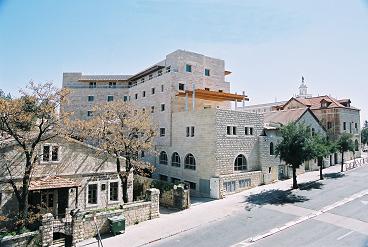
345 157 368 171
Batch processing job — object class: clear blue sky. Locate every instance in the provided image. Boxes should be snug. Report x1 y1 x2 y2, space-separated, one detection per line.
0 0 367 122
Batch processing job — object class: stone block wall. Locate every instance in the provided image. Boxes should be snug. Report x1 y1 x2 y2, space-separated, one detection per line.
219 171 263 198
0 231 40 247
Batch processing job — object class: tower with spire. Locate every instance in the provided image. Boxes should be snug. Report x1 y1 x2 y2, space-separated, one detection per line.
297 76 312 98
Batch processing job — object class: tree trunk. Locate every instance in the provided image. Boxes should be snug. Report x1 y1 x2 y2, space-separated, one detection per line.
116 157 129 203
18 153 33 229
341 152 344 172
292 166 298 189
319 157 324 180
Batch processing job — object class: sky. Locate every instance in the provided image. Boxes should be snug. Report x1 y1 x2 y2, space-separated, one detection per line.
0 0 367 122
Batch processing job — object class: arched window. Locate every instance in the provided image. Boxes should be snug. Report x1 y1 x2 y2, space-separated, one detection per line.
184 154 196 170
270 142 274 155
355 140 359 151
234 154 247 171
159 151 168 165
171 152 181 167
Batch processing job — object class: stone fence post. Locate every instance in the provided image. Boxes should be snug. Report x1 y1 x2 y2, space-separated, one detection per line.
72 210 85 246
41 213 53 247
146 188 160 219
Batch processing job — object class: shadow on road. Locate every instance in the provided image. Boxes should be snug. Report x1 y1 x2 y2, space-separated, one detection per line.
244 189 309 209
298 181 324 191
323 172 345 180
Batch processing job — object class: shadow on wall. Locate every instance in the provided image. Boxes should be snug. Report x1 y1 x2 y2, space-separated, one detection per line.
244 189 309 210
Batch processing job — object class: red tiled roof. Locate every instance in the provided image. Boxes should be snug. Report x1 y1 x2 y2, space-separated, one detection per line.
29 176 80 191
293 96 345 109
263 108 308 125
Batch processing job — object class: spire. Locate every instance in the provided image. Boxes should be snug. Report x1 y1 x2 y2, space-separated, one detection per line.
297 76 311 98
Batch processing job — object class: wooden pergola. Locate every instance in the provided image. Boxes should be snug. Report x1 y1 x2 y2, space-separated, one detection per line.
176 89 249 102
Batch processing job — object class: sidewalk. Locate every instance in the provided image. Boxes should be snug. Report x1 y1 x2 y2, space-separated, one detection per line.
77 155 367 247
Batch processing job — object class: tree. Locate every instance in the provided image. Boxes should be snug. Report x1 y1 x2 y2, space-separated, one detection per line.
74 101 157 203
275 123 314 189
310 134 331 180
361 121 368 146
336 133 355 172
0 82 69 229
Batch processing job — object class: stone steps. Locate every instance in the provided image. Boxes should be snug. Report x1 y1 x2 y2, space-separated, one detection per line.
51 238 65 247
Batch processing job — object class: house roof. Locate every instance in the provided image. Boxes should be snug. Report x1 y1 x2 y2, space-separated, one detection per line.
29 176 80 191
263 108 308 125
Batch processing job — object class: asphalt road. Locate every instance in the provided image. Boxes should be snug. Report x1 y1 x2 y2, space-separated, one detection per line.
151 165 368 247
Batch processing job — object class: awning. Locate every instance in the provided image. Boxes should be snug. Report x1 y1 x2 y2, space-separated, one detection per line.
176 89 249 102
29 176 80 191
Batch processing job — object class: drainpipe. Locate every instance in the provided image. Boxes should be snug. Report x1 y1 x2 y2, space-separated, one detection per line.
192 83 196 111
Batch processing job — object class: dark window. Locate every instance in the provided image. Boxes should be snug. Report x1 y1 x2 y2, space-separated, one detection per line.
232 126 237 135
107 95 114 102
151 88 155 94
166 66 171 73
249 127 254 135
269 167 272 173
51 146 59 161
223 181 235 192
227 126 231 135
109 182 119 201
270 142 274 155
159 151 168 165
171 152 181 167
43 145 50 162
186 127 190 137
141 151 145 158
219 90 223 93
355 140 359 151
204 88 210 91
185 64 192 72
101 184 106 191
87 111 93 117
343 122 346 130
245 127 249 135
89 82 96 88
205 69 210 76
141 78 145 83
179 83 185 91
143 91 146 97
191 126 195 137
151 106 155 113
123 95 128 102
327 122 332 129
161 104 165 111
135 93 138 100
350 123 352 133
109 82 116 88
234 154 247 171
88 184 98 204
312 128 315 136
0 192 2 206
158 70 162 76
184 153 196 170
161 85 164 92
239 179 251 188
160 128 165 137
355 123 358 129
185 181 196 190
149 74 153 80
88 95 94 102
159 174 168 181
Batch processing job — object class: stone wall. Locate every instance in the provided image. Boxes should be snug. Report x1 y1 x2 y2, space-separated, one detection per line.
219 171 263 198
0 231 40 247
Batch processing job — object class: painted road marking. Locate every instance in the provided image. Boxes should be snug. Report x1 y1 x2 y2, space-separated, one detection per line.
230 189 368 247
336 230 354 240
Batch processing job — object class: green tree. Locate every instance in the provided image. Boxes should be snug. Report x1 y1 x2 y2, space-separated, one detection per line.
336 133 355 172
361 121 368 145
275 123 314 189
311 134 331 180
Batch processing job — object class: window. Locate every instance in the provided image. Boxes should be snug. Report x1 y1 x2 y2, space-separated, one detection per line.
245 127 254 135
141 151 145 158
204 69 210 76
109 182 119 201
87 111 93 117
101 184 106 191
107 95 114 102
161 85 164 92
88 95 94 102
161 104 165 111
160 128 165 137
158 70 162 76
219 90 223 93
143 91 146 97
204 88 210 91
184 154 196 170
185 64 192 72
312 128 315 136
327 122 332 129
151 106 155 113
249 127 254 135
191 126 195 137
159 174 168 181
151 88 155 95
43 145 50 162
349 123 352 133
135 93 138 100
234 154 247 171
166 66 171 73
134 110 138 116
223 181 235 192
185 181 196 190
159 151 168 165
270 142 274 155
171 152 181 167
355 140 359 151
226 126 237 135
89 82 96 88
141 78 145 83
171 177 180 184
142 108 146 113
343 122 346 130
179 83 185 91
186 127 190 137
123 95 128 102
87 184 98 204
355 123 358 129
51 146 59 161
41 191 54 208
269 167 272 173
149 74 153 80
0 192 2 206
109 82 116 88
239 179 251 188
